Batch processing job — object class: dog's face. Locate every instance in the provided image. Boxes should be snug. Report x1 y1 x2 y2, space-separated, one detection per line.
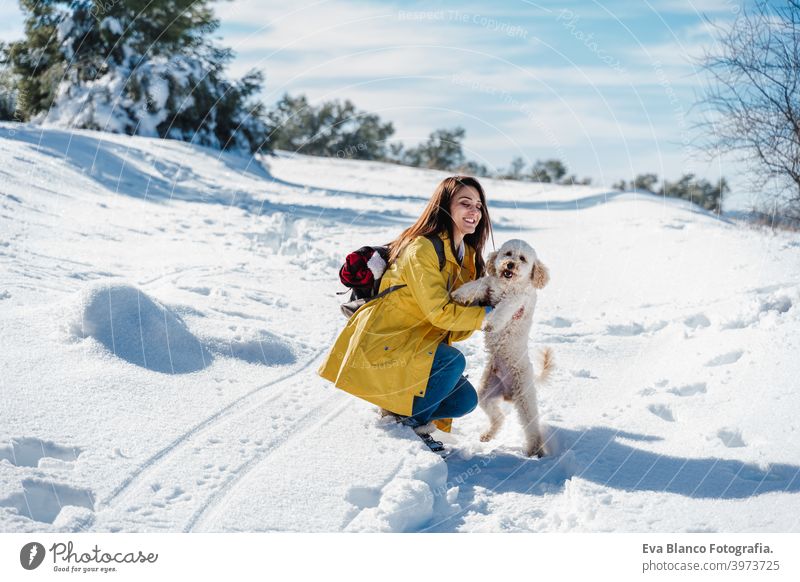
486 239 549 292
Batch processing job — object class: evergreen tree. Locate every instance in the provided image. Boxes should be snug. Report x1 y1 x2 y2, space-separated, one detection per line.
497 156 526 179
0 44 19 121
615 172 728 211
403 127 466 170
455 159 491 177
386 141 406 163
5 0 269 153
508 156 526 179
559 174 592 186
267 93 394 160
663 174 728 212
633 173 659 193
530 159 566 183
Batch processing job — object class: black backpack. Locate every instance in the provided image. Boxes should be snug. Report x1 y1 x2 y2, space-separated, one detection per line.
337 234 446 319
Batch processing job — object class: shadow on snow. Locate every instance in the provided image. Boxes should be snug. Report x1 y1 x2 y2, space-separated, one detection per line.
426 425 800 531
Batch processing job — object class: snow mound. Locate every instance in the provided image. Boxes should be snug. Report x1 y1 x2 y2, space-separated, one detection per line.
66 282 212 374
343 420 449 532
346 478 435 532
64 283 300 371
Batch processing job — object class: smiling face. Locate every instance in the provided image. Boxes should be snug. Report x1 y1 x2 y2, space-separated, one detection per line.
448 185 482 244
488 239 538 289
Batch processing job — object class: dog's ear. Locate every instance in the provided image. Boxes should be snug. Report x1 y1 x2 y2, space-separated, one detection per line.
486 251 498 277
532 260 550 289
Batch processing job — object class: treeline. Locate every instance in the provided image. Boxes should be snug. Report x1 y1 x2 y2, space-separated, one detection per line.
267 95 484 173
265 94 594 180
613 174 728 213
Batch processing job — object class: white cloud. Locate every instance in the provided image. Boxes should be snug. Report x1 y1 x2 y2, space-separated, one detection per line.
217 0 547 92
218 0 531 55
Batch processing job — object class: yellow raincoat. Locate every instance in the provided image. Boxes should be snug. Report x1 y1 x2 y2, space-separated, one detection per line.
317 230 486 428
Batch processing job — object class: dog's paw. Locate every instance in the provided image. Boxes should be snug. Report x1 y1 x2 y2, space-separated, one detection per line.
450 289 467 304
451 280 487 306
524 441 546 458
479 432 494 442
450 284 475 303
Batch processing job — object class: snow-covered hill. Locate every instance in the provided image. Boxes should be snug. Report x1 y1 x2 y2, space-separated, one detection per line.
1 122 799 533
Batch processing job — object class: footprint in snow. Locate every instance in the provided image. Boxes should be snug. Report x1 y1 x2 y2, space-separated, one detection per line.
639 379 679 397
542 317 573 328
180 286 212 296
717 428 746 448
722 294 794 330
0 479 95 525
0 437 82 468
607 322 645 336
607 321 668 336
667 382 707 397
721 317 749 330
759 295 792 315
647 404 675 422
704 350 743 367
684 313 711 330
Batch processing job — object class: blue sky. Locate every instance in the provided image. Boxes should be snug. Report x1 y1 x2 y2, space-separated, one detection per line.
0 0 755 198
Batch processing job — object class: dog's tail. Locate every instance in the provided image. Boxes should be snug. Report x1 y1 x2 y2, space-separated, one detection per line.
536 347 555 384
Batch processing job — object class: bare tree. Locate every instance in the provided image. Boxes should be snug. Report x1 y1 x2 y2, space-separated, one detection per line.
693 0 800 219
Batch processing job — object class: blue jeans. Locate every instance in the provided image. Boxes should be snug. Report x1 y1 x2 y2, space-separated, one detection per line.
410 343 478 425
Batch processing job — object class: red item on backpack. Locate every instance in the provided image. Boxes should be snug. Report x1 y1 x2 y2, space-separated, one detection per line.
339 246 389 291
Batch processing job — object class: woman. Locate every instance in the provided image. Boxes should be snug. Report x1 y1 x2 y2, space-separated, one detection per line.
317 176 494 449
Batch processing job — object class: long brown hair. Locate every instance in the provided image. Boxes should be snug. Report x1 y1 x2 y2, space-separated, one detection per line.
386 176 494 277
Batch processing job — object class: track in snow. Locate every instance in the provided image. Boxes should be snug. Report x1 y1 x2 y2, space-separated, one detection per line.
99 330 338 520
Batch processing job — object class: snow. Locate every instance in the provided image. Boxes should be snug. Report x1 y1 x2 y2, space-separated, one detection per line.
101 18 123 36
1 121 800 533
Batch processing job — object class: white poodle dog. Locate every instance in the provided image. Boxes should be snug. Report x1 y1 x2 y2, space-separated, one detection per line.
451 239 553 457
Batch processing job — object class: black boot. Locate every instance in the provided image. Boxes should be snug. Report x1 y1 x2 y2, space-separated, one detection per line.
416 432 447 455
